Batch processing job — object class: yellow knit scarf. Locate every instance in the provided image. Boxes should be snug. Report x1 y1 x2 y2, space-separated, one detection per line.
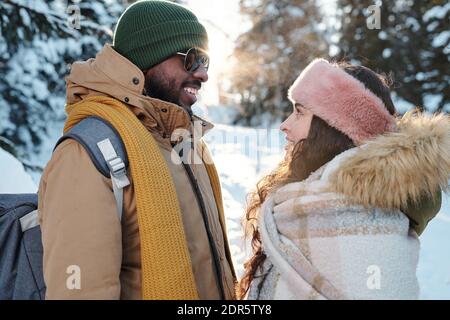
64 96 229 299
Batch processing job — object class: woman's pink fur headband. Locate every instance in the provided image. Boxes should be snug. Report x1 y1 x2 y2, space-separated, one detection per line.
288 58 396 145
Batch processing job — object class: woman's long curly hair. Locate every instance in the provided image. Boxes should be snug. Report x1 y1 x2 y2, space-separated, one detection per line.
237 62 397 299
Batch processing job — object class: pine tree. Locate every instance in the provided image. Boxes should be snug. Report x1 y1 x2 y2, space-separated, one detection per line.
335 0 449 113
228 0 328 125
0 0 123 175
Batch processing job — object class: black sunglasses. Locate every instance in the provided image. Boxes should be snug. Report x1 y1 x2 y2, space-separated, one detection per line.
176 47 210 73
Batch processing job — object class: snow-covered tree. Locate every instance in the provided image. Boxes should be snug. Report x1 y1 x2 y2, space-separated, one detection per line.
228 0 328 125
0 0 123 177
335 0 449 113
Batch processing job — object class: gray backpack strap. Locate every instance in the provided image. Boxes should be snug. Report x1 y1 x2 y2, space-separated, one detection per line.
55 116 130 221
96 139 130 221
20 210 39 232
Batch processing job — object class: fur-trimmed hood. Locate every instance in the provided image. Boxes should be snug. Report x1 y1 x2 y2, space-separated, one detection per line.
324 111 450 211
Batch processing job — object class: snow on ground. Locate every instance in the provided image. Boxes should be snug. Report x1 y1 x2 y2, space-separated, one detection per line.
203 104 450 299
417 196 450 299
205 123 284 277
0 148 37 193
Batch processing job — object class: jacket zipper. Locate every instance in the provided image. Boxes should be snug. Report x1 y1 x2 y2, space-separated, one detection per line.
181 161 226 300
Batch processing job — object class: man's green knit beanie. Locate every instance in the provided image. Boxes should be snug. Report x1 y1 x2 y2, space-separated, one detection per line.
113 0 208 70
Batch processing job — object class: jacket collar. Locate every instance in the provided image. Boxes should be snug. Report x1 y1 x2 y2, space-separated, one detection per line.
65 43 213 144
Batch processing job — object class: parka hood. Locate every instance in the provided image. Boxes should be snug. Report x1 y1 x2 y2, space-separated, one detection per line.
325 111 450 211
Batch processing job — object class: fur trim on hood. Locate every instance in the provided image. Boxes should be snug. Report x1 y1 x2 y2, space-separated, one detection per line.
327 111 450 210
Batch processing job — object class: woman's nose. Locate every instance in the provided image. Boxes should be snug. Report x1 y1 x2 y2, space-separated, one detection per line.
280 119 288 133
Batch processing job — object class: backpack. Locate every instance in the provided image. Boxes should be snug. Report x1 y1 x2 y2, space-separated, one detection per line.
0 116 130 300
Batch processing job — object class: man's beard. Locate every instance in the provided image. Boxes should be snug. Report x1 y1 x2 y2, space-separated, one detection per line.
143 72 181 107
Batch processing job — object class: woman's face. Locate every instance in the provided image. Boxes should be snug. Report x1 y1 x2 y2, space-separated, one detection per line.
280 103 314 148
